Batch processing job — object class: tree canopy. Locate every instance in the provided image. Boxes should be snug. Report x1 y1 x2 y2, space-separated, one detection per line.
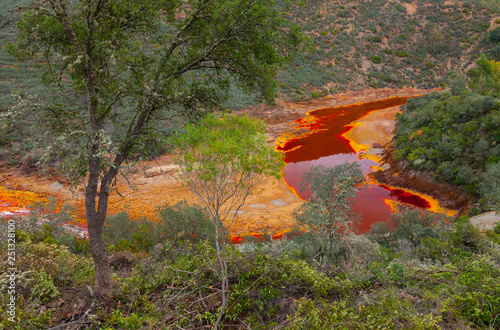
293 163 365 262
7 0 302 296
168 113 284 326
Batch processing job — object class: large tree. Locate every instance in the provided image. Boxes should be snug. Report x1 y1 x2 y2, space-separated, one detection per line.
8 0 301 297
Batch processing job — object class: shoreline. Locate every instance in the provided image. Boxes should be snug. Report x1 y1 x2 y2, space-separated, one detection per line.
1 87 451 237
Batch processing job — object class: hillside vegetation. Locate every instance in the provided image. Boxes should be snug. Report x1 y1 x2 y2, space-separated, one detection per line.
1 0 499 109
276 0 498 100
393 55 500 214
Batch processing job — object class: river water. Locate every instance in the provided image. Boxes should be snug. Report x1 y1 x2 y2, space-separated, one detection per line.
1 95 454 239
277 96 451 233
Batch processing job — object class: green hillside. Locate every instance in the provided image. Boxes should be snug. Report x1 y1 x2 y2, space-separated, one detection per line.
0 0 44 108
1 0 499 108
277 0 499 100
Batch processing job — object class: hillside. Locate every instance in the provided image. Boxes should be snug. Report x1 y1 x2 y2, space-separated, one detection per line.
0 0 499 109
275 0 499 101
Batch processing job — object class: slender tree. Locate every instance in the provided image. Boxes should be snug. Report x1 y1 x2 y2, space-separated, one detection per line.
169 113 284 327
294 163 365 262
8 0 301 297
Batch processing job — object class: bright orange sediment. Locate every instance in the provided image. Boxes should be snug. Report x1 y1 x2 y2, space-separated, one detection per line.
341 102 457 219
1 89 453 240
0 186 49 217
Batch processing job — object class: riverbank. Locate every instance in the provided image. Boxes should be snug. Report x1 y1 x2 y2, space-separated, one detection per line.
1 87 456 237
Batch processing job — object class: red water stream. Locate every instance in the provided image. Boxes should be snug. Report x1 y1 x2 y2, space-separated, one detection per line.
1 96 436 243
277 97 431 233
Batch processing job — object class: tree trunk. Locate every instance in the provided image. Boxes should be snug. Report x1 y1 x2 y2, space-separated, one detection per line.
85 151 112 298
87 210 111 298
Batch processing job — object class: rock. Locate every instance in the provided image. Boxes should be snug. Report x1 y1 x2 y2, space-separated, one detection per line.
151 243 165 257
249 204 267 209
145 165 179 178
372 142 382 148
470 211 500 231
380 163 391 171
271 199 287 206
47 181 64 192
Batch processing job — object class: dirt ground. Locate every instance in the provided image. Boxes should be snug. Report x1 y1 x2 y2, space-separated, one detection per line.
0 87 440 237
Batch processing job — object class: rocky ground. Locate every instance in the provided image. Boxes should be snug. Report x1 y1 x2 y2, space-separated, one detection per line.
469 211 500 231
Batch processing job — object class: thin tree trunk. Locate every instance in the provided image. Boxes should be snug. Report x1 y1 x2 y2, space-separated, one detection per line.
214 219 226 330
85 151 112 298
86 210 111 297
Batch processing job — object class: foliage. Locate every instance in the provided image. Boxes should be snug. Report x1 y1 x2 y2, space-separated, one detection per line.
372 55 382 63
168 113 284 326
486 27 500 60
103 201 214 250
5 239 95 286
440 256 500 327
394 87 500 203
467 54 500 96
103 212 156 252
169 114 284 233
0 198 92 257
369 208 451 249
4 208 500 329
293 163 365 263
451 216 484 252
156 200 215 247
479 163 500 212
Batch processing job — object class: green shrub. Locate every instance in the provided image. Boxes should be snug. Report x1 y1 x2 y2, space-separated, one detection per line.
105 309 149 330
396 50 409 57
104 201 215 251
156 200 215 246
452 216 483 252
372 55 382 63
10 241 94 286
369 208 450 249
480 163 500 212
104 212 155 252
28 271 59 304
0 270 59 304
441 256 500 327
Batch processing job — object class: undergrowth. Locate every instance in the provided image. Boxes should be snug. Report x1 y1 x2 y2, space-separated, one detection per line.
1 205 500 329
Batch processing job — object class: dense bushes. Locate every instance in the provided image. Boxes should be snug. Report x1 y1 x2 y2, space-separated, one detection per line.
369 208 450 249
3 207 500 329
104 200 215 250
393 87 500 209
